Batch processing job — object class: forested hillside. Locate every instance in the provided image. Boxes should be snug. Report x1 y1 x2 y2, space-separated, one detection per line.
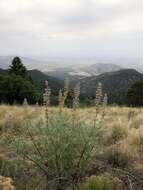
80 69 143 104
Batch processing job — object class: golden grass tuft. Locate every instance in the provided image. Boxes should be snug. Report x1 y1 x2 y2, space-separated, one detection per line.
0 176 15 190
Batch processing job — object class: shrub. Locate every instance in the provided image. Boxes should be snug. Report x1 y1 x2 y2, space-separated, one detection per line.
77 173 122 190
9 110 103 190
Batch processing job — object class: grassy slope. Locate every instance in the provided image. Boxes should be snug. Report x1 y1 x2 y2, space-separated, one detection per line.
0 105 143 189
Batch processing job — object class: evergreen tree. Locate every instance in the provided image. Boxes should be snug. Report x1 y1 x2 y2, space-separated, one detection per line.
8 57 28 79
126 80 143 106
0 57 40 104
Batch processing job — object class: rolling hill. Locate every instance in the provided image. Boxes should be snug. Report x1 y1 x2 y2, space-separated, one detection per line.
79 69 143 104
29 69 63 94
0 68 63 95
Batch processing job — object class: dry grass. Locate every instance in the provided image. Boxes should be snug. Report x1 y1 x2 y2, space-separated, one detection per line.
0 175 15 190
0 105 143 158
0 105 143 189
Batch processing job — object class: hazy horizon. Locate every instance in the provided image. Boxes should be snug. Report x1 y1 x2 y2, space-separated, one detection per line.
1 55 143 70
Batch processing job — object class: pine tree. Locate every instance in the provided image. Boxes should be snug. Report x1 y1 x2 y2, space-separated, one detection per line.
8 57 28 79
127 80 143 106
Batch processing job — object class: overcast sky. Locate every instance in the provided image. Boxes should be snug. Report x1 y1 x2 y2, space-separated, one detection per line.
0 0 143 61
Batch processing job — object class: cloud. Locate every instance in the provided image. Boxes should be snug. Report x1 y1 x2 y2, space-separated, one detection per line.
0 0 143 59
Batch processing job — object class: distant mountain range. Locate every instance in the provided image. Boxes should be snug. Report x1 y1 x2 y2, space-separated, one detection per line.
1 56 143 104
1 55 143 77
0 56 123 79
78 63 121 76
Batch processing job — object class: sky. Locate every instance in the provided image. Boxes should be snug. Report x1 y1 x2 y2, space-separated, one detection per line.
0 0 143 62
